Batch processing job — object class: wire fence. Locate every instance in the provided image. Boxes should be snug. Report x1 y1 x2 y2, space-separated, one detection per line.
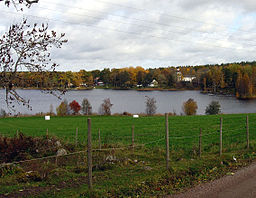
0 114 255 193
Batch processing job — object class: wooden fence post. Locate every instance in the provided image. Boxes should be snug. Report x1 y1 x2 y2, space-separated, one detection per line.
199 128 202 158
46 128 49 138
75 127 78 147
246 115 249 150
132 125 135 150
165 113 169 170
87 118 93 190
220 117 223 157
98 129 101 150
55 156 58 166
16 130 19 137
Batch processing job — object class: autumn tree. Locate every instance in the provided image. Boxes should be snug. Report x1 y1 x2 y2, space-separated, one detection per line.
208 66 225 93
205 101 221 115
49 104 54 116
99 98 113 115
145 96 157 115
56 101 68 116
136 70 146 85
69 100 81 115
81 98 92 115
100 68 111 85
236 72 253 99
182 98 198 115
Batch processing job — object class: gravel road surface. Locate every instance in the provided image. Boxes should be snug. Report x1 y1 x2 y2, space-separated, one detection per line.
168 162 256 198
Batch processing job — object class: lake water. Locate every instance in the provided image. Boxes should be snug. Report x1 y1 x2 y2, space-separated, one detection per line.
1 89 256 115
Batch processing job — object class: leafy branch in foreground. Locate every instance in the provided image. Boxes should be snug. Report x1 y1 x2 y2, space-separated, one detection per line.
0 19 67 110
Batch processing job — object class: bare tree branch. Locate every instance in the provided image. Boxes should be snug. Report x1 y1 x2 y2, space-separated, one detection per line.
0 0 39 8
0 18 67 111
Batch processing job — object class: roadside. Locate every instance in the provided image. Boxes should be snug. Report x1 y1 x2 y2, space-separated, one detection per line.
168 161 256 198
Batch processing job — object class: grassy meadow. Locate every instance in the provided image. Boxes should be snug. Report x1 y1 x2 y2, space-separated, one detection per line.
0 113 256 153
1 113 256 197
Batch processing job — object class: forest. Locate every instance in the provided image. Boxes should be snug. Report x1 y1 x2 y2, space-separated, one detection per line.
4 61 256 99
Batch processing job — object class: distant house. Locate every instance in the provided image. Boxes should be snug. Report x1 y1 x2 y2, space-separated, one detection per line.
97 81 105 86
94 77 104 86
182 75 196 82
68 82 74 88
176 68 196 82
80 83 87 87
149 79 158 87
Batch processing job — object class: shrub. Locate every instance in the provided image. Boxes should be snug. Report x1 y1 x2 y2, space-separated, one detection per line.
69 100 81 115
145 96 157 116
0 133 62 163
81 98 92 115
99 98 113 115
49 104 55 116
0 109 7 118
123 112 132 116
182 98 198 115
56 101 68 116
205 101 221 115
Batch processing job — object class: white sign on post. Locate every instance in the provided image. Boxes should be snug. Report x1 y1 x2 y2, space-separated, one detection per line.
45 115 50 120
133 115 139 118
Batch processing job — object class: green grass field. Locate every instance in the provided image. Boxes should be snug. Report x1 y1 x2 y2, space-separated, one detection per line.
1 114 256 197
1 113 256 154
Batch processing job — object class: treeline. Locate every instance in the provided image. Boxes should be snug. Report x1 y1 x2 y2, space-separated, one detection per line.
5 61 256 99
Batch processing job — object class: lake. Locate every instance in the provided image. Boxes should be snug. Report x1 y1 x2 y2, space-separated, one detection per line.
1 89 256 115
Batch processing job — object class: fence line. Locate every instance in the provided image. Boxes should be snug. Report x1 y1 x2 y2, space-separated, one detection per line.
1 114 255 193
0 150 87 167
1 115 254 167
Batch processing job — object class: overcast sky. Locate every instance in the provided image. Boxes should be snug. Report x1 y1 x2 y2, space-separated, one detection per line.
1 0 256 71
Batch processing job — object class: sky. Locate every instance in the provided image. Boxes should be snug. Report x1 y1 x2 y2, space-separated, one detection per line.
1 0 256 71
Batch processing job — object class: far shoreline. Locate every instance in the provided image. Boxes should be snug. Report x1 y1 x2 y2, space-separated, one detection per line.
2 87 256 100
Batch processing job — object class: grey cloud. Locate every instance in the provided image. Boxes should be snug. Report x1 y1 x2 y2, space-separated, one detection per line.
1 0 256 71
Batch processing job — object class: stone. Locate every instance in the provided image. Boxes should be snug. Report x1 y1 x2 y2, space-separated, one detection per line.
56 141 62 148
106 155 117 162
56 148 67 156
143 166 153 171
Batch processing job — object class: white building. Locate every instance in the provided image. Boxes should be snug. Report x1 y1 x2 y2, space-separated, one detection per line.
149 79 158 87
182 76 196 82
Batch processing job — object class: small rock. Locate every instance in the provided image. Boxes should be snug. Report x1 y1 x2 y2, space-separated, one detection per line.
56 141 62 148
227 172 234 176
56 148 67 156
144 166 153 171
106 155 116 162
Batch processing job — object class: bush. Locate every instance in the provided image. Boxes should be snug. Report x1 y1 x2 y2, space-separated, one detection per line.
69 100 81 115
205 101 221 115
99 98 113 115
56 101 68 116
0 133 63 163
182 98 198 115
145 96 157 116
0 109 7 118
49 104 55 116
81 98 92 115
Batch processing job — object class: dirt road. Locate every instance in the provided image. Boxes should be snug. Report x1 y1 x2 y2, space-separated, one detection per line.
168 162 256 198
